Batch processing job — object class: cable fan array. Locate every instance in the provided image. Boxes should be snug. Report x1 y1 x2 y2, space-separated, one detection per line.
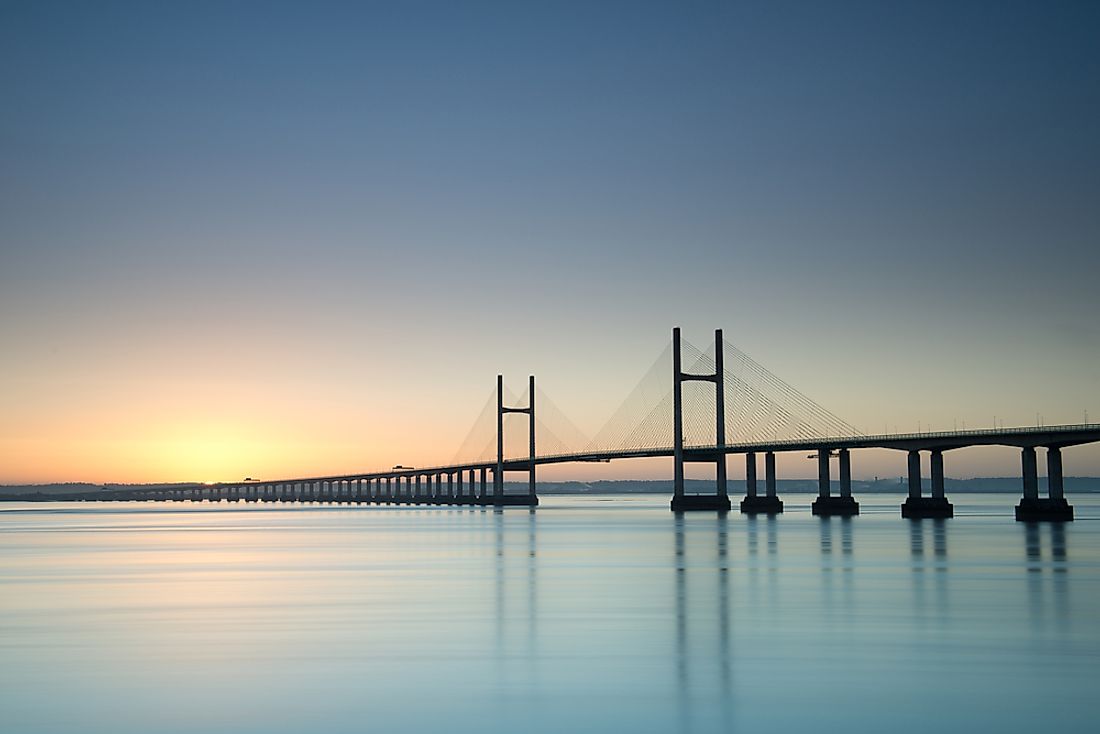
450 334 861 465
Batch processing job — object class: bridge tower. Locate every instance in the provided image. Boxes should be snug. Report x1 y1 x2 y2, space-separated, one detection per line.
495 374 539 506
671 327 732 512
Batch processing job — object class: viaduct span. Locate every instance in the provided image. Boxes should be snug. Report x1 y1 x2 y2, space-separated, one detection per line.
102 328 1098 521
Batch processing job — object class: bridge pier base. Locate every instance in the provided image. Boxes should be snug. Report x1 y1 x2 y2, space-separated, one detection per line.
1015 497 1073 521
1016 446 1073 521
902 449 954 518
494 494 539 507
739 495 783 513
740 451 783 514
902 497 954 518
811 448 859 516
811 495 859 516
672 494 731 512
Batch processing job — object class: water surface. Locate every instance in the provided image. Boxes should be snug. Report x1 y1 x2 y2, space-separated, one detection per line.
2 493 1098 733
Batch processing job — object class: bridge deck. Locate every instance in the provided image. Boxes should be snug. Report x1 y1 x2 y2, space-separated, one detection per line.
105 423 1100 493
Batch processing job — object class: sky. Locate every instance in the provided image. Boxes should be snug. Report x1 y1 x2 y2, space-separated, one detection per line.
1 0 1098 484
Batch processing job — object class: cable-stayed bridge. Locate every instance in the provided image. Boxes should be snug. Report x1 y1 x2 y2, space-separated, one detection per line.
105 328 1099 521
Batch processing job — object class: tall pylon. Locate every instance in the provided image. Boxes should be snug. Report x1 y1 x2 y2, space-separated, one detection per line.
671 327 731 511
495 374 539 506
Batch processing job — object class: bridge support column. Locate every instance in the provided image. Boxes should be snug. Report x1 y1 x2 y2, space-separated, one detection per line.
746 452 756 497
818 450 830 497
670 327 731 512
812 448 859 516
1016 446 1073 521
495 376 503 501
902 449 953 518
839 448 852 498
931 451 945 499
907 450 921 499
741 451 783 513
1048 447 1064 500
494 374 540 507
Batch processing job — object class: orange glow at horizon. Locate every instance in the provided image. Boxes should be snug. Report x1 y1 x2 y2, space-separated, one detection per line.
2 337 1099 485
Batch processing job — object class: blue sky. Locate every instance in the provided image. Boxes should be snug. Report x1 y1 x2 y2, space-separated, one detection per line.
1 1 1098 482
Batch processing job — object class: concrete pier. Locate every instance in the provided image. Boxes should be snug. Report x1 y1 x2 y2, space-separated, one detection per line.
672 494 731 511
464 469 478 505
902 449 954 518
811 448 859 516
741 450 783 513
1016 446 1073 521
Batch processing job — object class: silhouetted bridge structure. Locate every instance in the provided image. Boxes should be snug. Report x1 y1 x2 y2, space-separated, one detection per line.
102 329 1098 521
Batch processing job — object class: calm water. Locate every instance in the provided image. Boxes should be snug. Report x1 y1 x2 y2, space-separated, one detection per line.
1 493 1098 733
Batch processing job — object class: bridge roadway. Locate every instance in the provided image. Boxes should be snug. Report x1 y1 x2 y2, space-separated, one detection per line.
92 424 1099 521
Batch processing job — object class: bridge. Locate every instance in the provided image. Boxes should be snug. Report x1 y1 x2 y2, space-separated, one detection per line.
99 328 1099 521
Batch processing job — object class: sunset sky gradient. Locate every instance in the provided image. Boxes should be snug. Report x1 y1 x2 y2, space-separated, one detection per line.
2 1 1098 483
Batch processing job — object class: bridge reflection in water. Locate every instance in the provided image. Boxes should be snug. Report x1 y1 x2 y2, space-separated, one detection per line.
482 502 1085 733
